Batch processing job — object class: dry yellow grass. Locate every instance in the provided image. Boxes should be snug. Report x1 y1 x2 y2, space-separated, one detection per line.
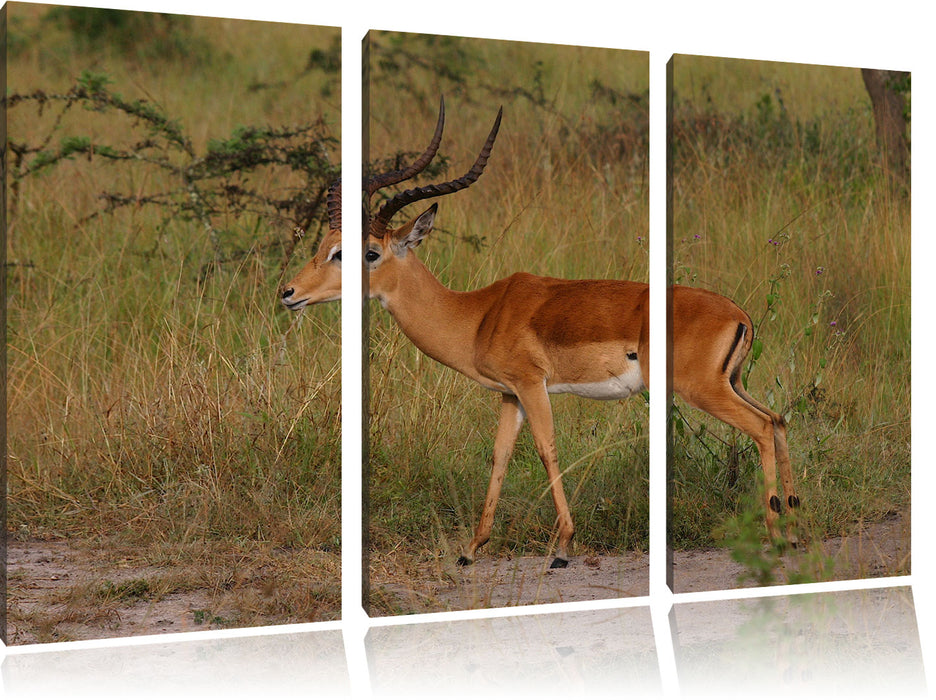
6 6 343 639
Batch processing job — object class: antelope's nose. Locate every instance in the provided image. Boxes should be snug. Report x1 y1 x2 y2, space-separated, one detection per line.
281 287 294 300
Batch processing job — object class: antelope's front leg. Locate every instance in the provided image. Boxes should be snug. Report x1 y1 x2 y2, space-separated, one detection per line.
458 393 525 566
516 383 574 569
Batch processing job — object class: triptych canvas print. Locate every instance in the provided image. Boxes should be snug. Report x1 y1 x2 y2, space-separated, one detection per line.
2 2 917 688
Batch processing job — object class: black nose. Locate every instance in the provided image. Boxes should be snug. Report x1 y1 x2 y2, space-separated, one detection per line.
281 287 294 299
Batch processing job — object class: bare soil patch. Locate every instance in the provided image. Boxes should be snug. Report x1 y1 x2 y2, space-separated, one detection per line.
6 538 340 645
370 512 910 613
369 550 650 614
672 511 910 593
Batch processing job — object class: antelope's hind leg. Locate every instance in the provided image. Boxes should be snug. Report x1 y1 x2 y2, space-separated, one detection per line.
682 378 786 543
733 382 800 546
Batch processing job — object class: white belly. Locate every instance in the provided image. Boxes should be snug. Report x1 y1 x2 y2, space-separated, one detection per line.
547 366 646 400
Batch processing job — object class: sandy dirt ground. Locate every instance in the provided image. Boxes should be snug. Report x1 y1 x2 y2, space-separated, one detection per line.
5 541 340 645
7 542 220 643
371 511 909 612
6 512 908 644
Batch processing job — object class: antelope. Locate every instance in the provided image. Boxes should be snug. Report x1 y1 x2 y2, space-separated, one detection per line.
281 99 799 568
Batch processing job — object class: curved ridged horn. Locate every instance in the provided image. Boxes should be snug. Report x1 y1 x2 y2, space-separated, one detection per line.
327 178 341 231
366 98 446 197
371 106 502 238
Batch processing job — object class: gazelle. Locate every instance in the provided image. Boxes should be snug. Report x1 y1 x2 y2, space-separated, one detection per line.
281 100 799 568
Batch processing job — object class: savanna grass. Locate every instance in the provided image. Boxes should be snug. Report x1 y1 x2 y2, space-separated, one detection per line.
365 33 650 568
670 56 910 556
7 7 342 624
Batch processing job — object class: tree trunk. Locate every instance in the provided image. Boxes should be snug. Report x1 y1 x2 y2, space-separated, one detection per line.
861 68 910 181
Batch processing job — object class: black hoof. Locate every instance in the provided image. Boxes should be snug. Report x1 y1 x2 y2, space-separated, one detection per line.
549 557 569 569
769 495 782 514
456 556 473 567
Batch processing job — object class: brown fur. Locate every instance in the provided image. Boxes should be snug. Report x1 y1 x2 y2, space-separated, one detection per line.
282 201 798 566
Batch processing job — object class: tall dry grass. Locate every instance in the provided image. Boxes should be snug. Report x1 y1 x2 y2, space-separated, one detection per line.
669 55 910 552
364 33 650 581
6 7 342 631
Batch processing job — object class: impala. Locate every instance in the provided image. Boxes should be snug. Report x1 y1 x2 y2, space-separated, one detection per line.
281 100 800 568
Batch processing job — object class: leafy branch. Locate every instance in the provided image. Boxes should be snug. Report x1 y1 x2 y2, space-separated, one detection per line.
7 70 339 272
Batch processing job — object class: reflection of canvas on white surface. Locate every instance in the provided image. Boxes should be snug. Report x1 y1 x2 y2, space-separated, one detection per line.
672 587 925 696
367 607 659 695
1 629 349 698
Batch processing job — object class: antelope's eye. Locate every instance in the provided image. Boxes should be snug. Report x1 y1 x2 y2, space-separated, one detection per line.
331 250 342 262
365 250 380 263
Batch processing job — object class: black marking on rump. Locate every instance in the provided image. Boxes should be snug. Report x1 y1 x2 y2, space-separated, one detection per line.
788 495 801 509
722 322 747 376
627 352 638 361
769 495 782 514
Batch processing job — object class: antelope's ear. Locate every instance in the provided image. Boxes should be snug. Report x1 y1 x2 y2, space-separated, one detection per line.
391 203 437 256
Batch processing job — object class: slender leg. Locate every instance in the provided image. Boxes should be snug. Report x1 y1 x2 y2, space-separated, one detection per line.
733 382 799 544
680 381 783 542
515 383 574 568
773 421 800 545
458 393 525 565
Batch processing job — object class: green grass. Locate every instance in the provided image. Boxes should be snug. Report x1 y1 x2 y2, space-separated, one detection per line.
6 7 342 626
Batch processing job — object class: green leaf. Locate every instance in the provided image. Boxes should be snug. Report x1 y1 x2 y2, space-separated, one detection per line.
77 69 113 95
60 135 92 158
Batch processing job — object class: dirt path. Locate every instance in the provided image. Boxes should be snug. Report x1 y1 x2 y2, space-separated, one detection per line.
7 540 214 644
6 513 908 643
370 512 909 612
6 539 341 645
673 511 909 593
